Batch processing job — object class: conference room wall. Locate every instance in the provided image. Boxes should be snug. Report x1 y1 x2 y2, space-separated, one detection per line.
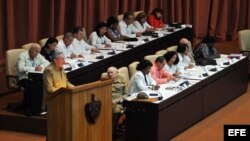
0 0 249 71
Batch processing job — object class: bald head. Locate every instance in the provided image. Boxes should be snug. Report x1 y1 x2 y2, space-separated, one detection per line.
107 66 118 79
179 38 190 45
29 43 41 59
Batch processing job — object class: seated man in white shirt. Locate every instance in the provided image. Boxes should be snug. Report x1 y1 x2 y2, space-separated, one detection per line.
72 26 99 55
133 12 154 33
118 11 142 38
16 43 49 116
88 22 112 49
56 32 78 58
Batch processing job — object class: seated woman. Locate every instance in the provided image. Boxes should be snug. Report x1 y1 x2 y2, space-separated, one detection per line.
148 8 165 28
88 22 112 48
128 60 159 94
163 51 183 77
151 56 174 84
106 16 126 42
176 44 195 70
194 36 220 60
40 37 58 62
133 12 154 33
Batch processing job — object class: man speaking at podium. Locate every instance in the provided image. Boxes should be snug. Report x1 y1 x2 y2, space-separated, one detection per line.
43 51 75 93
43 52 75 109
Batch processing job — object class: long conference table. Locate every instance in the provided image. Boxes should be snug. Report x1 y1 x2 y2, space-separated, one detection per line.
123 57 248 141
28 27 193 115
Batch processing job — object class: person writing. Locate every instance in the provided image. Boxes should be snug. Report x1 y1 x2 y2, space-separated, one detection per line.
17 43 50 116
40 37 58 62
106 16 126 42
133 12 154 33
128 59 159 94
88 22 112 49
176 44 195 70
194 36 220 60
56 32 78 58
163 51 182 77
151 56 174 84
117 11 142 38
148 8 165 28
72 26 99 55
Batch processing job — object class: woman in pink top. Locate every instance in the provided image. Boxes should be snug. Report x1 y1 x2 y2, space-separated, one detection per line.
151 56 174 84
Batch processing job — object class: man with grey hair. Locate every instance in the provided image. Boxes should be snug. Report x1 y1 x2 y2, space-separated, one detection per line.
16 43 50 116
56 32 78 58
105 66 128 136
43 51 75 94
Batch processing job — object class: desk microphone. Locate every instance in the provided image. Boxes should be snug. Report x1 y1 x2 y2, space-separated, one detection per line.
96 52 104 59
152 90 163 101
179 80 190 87
126 42 134 48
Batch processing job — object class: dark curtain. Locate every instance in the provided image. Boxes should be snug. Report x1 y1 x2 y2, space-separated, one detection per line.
0 0 249 68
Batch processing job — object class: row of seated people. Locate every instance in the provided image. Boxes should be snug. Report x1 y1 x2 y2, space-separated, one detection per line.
21 9 166 61
100 36 219 137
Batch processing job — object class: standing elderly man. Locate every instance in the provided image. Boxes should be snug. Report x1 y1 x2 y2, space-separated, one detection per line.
43 51 75 94
17 43 50 116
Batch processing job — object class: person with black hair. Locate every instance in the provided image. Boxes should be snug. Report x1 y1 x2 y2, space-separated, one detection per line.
194 36 220 60
128 59 159 94
106 16 126 41
133 12 154 33
177 44 195 70
72 26 99 55
40 37 58 62
163 51 182 77
148 8 165 28
88 22 112 48
117 11 142 38
151 56 174 84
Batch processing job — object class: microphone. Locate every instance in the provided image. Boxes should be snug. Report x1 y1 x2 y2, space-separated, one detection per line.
96 52 104 59
150 89 163 101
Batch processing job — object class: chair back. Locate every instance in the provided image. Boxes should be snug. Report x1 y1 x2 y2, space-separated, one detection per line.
238 30 250 51
21 43 35 50
82 28 88 42
118 67 129 89
39 38 48 47
166 45 178 52
117 14 123 22
5 48 26 88
144 54 161 63
155 50 167 56
134 11 144 17
129 61 139 78
56 35 64 41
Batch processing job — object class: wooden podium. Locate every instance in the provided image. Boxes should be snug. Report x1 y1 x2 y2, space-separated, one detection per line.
46 79 113 141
